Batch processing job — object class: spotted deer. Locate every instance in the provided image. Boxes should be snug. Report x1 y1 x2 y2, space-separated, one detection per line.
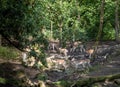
59 48 68 57
71 58 91 69
86 49 94 58
48 42 58 53
51 59 68 70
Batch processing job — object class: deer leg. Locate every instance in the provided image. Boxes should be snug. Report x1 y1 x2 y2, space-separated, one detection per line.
89 54 92 58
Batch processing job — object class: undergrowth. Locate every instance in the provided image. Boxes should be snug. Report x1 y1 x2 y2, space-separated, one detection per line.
0 46 19 60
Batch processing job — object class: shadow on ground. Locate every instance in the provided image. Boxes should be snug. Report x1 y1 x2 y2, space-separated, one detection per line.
0 62 27 87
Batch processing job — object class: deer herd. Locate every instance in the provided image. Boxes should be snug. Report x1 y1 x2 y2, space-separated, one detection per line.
46 41 96 71
21 41 111 71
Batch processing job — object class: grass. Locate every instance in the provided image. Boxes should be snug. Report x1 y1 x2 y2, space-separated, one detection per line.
0 46 19 60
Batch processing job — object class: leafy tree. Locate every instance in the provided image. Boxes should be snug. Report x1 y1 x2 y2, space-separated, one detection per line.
0 0 48 66
115 0 120 42
0 0 120 66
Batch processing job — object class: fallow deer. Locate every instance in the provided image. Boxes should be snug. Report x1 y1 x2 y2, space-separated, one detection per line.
86 49 94 58
71 58 91 69
51 59 68 70
59 48 68 57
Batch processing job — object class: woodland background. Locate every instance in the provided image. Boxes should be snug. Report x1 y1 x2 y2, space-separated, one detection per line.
0 0 120 87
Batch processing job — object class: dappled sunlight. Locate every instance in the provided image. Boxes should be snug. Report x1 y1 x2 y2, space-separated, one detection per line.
0 0 120 86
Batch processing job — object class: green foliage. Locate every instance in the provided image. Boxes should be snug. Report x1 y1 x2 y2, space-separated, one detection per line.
0 0 119 66
44 0 117 42
0 0 48 66
102 27 115 40
0 0 118 43
37 73 47 81
0 46 19 59
0 77 6 84
55 80 72 87
91 83 102 87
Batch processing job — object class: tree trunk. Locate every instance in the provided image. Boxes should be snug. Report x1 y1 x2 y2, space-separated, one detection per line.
115 0 120 43
98 0 105 41
59 23 63 47
50 21 53 40
95 0 105 50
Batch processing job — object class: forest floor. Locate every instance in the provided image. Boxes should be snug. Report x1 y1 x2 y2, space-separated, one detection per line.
88 56 120 77
0 41 120 87
45 52 120 87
